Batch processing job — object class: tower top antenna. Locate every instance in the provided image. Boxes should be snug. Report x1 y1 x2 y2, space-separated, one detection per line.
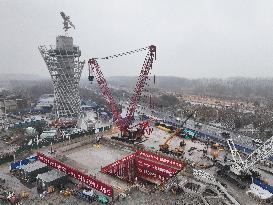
60 11 75 35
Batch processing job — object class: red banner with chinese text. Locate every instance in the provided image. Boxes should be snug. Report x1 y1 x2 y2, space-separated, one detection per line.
37 152 113 197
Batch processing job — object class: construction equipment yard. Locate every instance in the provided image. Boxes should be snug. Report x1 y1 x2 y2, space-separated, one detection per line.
0 123 269 205
0 6 273 205
139 127 208 161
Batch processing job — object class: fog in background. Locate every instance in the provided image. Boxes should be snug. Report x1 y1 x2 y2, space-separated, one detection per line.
1 0 273 78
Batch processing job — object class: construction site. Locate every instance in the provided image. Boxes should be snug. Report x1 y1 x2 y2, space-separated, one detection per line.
0 10 272 205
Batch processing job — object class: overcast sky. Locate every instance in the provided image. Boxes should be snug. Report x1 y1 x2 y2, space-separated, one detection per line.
1 0 273 79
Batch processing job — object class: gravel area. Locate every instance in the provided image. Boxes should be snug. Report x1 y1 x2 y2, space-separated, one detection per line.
115 190 205 205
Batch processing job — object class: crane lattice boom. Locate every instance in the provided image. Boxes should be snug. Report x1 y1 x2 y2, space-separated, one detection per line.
123 45 156 130
227 139 244 166
243 136 273 170
227 136 273 172
88 45 156 132
88 58 122 128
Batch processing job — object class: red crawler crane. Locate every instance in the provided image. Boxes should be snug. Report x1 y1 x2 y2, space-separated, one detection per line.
88 45 156 143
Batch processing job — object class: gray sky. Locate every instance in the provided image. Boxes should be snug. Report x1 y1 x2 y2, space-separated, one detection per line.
0 0 273 78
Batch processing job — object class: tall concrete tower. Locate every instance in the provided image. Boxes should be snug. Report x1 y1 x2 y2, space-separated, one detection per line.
39 12 85 118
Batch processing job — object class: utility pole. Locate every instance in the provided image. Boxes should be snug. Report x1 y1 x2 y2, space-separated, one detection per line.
3 99 7 131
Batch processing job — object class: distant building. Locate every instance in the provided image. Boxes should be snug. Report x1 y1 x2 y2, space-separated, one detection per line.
36 94 54 110
0 99 17 112
16 98 28 110
0 96 29 113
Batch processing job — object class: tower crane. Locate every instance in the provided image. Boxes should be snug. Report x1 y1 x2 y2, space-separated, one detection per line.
88 45 156 143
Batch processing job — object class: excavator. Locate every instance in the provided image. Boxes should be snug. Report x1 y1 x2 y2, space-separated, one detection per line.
159 110 197 156
159 128 185 156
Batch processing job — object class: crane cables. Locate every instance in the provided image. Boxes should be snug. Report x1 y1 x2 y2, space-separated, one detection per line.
94 46 150 60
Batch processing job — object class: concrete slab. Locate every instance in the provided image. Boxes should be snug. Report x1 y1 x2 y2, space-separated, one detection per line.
66 143 134 193
67 144 132 173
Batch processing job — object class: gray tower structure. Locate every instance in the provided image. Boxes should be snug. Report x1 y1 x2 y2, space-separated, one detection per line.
38 12 84 118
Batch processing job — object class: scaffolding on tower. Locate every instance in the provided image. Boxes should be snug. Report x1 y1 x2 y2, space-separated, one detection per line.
38 12 85 119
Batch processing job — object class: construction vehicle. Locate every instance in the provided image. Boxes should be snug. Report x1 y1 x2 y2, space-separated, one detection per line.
188 147 197 152
60 188 72 197
188 147 197 156
97 195 109 204
217 136 273 192
172 147 185 157
159 110 197 154
155 124 172 133
47 186 55 193
159 128 182 153
196 162 213 169
179 140 186 147
73 189 97 203
211 143 220 149
211 143 225 151
20 191 29 199
226 138 273 177
88 45 156 143
211 150 219 158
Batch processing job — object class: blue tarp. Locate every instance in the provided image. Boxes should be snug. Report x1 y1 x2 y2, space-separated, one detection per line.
10 155 38 170
253 177 273 194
